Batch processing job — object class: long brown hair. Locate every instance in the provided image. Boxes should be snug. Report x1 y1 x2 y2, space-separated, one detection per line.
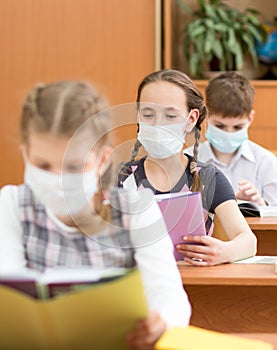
131 69 208 192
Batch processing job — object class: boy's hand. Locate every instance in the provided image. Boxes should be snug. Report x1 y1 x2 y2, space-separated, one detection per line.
126 311 166 350
235 179 266 206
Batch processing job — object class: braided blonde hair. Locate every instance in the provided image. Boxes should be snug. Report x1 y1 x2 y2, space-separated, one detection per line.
21 80 111 222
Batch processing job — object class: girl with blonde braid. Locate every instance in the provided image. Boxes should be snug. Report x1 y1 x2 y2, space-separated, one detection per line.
119 69 256 266
0 80 191 350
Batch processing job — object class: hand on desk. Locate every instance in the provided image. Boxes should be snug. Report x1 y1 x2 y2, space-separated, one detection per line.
236 179 266 206
176 235 229 266
126 311 166 350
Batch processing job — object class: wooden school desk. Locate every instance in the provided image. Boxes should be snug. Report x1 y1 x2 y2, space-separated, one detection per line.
246 217 277 255
213 216 277 255
178 262 277 333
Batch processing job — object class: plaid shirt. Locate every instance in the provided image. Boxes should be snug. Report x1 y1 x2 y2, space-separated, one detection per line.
18 185 135 272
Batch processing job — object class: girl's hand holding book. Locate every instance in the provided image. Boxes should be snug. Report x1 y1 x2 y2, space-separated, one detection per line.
126 311 166 350
176 235 230 266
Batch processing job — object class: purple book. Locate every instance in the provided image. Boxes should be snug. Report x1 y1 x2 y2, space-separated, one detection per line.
156 192 206 261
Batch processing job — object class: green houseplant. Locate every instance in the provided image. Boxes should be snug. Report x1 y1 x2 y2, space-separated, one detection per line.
177 0 267 78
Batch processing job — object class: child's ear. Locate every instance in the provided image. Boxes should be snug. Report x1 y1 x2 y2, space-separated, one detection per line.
97 145 113 177
248 110 255 124
185 109 199 133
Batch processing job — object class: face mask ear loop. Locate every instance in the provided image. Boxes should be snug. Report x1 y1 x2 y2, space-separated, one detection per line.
136 109 141 135
184 109 194 134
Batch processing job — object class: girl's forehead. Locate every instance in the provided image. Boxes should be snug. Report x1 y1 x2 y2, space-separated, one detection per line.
140 81 187 107
28 132 70 151
27 131 98 161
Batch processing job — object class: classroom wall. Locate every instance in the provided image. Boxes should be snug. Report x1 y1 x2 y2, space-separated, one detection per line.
0 0 157 187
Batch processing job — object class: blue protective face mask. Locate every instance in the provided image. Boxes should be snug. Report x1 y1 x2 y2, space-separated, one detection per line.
205 123 248 154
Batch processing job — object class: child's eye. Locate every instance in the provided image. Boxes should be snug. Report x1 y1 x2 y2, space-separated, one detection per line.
36 163 50 171
166 114 177 119
143 114 154 119
234 126 243 131
66 165 83 173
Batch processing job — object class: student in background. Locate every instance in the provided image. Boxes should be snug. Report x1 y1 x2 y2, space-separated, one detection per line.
0 80 191 350
188 71 277 206
118 69 257 266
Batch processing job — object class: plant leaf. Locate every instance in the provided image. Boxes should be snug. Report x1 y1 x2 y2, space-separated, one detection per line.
230 42 244 69
188 25 206 38
216 7 230 22
245 23 264 42
241 33 258 66
227 28 236 48
245 7 260 15
204 28 214 54
212 39 223 60
214 23 228 32
176 0 194 15
245 14 260 26
203 2 217 19
190 52 201 77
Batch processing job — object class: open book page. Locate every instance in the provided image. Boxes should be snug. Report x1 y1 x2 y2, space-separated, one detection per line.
0 267 130 299
43 267 129 299
0 268 42 298
233 256 277 264
258 206 277 217
237 200 277 217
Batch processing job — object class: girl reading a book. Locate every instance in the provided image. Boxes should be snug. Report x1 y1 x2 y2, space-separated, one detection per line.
118 69 257 266
0 80 191 349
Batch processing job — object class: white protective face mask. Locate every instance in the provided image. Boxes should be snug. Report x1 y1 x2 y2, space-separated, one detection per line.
137 122 187 159
24 161 98 217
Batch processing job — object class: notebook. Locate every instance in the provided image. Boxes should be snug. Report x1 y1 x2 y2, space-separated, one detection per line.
156 192 206 261
155 326 273 350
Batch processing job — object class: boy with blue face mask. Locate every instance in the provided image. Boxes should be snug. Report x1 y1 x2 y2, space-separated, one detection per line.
191 71 277 206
